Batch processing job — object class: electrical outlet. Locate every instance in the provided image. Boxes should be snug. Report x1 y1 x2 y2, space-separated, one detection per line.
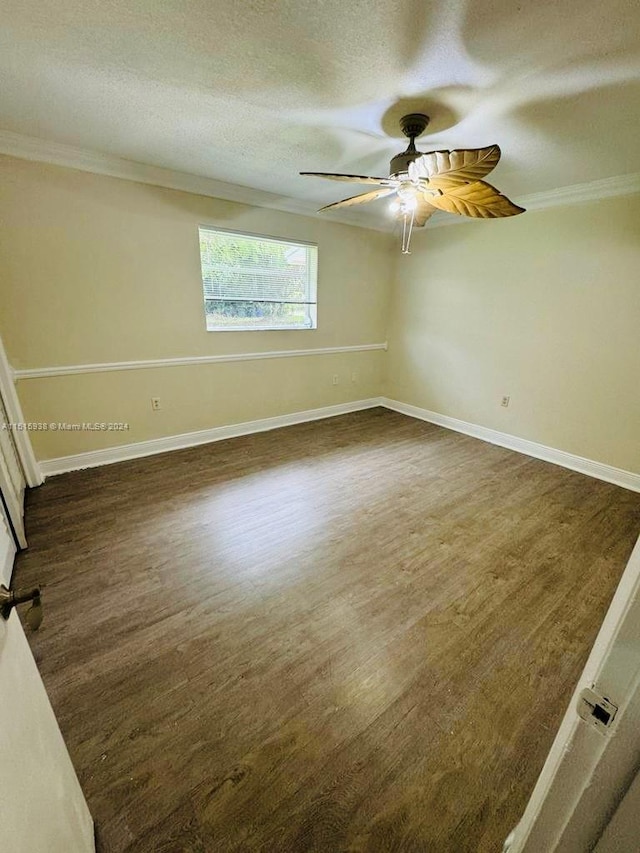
332 374 339 386
501 396 510 408
151 397 162 411
351 371 358 383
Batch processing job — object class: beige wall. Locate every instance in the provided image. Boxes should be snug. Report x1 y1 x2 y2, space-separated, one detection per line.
2 153 638 474
0 156 392 460
386 193 640 473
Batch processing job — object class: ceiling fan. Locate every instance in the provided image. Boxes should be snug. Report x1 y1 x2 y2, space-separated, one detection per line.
301 113 525 253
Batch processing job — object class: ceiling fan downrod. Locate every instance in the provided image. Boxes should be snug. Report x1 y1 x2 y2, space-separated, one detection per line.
390 113 430 176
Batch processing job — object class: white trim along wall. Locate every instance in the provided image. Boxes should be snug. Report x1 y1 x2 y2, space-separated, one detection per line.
12 343 388 380
39 399 382 476
2 129 640 232
33 393 640 492
0 505 16 586
382 400 640 493
0 334 42 487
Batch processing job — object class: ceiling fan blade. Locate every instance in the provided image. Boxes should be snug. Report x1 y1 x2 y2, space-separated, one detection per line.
409 145 502 188
427 180 525 219
301 172 393 186
413 197 437 227
318 188 397 212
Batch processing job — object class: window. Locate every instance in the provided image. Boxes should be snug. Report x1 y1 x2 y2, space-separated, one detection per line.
198 226 318 331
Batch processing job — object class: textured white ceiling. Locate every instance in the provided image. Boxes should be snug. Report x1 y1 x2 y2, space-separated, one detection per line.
1 0 639 227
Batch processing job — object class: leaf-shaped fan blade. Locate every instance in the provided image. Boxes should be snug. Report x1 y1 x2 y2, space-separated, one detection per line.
301 172 393 186
427 180 524 219
318 188 396 212
409 145 501 188
414 197 436 227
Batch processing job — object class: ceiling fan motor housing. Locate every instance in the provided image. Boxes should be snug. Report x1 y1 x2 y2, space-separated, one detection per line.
389 150 421 177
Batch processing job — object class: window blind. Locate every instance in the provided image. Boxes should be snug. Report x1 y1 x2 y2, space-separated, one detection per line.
199 227 318 331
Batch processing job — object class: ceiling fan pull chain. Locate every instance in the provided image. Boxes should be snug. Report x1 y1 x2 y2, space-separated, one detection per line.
401 207 415 255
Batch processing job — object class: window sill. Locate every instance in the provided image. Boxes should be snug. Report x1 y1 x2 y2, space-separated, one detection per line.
206 325 317 333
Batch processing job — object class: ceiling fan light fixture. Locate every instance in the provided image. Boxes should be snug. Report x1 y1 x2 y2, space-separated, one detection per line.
397 188 418 209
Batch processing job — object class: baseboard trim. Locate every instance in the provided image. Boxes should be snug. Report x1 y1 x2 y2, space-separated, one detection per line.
382 398 640 493
39 398 384 476
39 395 640 493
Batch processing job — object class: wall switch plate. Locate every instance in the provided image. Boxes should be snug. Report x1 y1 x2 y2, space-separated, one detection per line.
151 397 162 411
501 396 510 408
332 375 339 385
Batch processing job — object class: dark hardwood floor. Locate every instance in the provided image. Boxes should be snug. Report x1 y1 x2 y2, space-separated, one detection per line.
14 408 640 852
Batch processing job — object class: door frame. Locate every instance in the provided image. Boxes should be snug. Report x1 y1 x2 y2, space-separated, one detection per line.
0 332 42 488
507 532 640 851
0 501 16 585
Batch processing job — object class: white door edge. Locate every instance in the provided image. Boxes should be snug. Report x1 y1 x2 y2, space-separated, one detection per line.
508 533 640 851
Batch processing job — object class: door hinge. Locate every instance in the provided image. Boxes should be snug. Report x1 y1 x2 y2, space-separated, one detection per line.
577 687 618 734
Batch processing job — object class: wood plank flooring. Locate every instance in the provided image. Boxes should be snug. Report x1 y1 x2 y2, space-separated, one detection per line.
14 408 640 852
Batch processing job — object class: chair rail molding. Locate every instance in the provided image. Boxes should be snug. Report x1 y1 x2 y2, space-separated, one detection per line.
13 342 388 380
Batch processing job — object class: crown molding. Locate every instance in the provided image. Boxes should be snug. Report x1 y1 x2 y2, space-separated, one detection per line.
427 171 640 229
0 129 387 232
520 171 640 211
1 129 639 233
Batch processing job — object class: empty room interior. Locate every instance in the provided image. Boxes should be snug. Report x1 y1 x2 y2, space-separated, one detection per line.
1 1 640 851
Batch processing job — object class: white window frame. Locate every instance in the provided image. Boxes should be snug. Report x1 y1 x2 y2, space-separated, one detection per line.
198 225 318 332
